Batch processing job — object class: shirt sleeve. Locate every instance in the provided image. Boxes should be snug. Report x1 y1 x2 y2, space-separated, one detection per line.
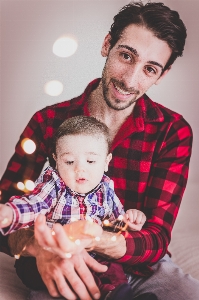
116 118 193 266
0 110 50 204
106 179 125 221
0 167 57 235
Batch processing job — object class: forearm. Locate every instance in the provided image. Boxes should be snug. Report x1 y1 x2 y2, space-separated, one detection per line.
92 230 126 259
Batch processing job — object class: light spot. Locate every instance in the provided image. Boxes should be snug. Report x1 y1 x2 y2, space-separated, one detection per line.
21 138 36 154
25 180 35 191
111 235 117 242
65 252 72 258
44 80 64 96
17 182 25 191
53 36 78 58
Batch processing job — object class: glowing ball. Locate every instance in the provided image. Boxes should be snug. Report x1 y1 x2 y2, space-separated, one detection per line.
21 138 36 154
53 36 78 58
25 180 35 191
17 182 25 191
44 80 63 96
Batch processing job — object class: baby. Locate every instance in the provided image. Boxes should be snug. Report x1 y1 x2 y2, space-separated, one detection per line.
0 116 146 299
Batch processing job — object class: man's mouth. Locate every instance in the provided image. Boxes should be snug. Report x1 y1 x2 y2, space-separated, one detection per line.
112 79 139 98
113 82 131 95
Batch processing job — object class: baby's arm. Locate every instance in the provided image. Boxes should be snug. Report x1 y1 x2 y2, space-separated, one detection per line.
123 209 146 231
0 204 13 228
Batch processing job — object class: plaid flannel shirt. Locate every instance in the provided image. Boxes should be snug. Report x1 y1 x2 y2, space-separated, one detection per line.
0 78 192 272
1 166 124 235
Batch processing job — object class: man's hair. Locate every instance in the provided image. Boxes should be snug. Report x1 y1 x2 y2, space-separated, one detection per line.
53 116 111 154
109 1 187 71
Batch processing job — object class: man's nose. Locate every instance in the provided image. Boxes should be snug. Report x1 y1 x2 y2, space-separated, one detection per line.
121 64 141 89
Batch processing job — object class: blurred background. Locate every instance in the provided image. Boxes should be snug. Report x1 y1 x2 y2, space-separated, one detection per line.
0 0 198 186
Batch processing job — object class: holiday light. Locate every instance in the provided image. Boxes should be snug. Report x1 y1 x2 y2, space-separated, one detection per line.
21 138 36 154
111 235 117 242
103 219 110 226
17 182 25 191
53 36 78 58
1 218 8 225
65 252 72 258
25 180 35 191
13 216 128 260
44 80 64 97
75 239 81 245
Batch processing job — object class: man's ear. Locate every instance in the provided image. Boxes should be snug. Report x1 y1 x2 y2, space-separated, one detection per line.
101 33 112 57
104 153 112 172
155 66 172 85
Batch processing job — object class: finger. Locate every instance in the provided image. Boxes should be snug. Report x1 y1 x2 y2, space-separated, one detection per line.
53 223 77 254
35 215 58 248
127 222 142 231
53 271 78 300
128 209 137 223
141 214 146 225
42 277 61 298
71 254 99 300
135 211 143 224
83 250 108 273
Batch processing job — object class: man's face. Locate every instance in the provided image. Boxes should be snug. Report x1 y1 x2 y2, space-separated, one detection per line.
101 24 172 111
54 134 112 194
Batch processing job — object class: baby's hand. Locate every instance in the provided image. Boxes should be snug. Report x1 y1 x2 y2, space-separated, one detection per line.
0 204 13 228
123 209 146 231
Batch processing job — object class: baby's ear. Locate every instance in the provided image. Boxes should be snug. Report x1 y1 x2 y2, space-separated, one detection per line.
104 153 112 172
52 153 56 161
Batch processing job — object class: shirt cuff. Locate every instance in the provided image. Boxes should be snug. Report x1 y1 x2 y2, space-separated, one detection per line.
115 231 135 263
0 202 20 235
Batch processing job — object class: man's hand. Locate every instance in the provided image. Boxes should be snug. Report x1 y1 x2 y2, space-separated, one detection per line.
33 215 107 299
34 215 102 258
36 247 106 300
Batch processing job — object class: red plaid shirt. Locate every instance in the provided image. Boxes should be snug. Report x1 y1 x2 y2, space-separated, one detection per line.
0 78 192 272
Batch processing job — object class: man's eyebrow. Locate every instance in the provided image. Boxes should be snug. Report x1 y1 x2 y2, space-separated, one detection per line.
147 61 164 71
117 44 139 56
117 45 164 70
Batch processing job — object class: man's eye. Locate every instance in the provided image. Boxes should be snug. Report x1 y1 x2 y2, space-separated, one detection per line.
87 160 95 164
66 161 74 165
145 66 156 75
121 52 131 61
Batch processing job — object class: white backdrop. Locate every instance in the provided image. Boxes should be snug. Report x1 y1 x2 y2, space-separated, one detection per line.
1 0 199 186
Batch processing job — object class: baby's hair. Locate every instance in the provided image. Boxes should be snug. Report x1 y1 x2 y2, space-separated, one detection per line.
53 116 111 154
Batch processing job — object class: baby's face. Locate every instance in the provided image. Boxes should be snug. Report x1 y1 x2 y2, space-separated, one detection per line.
54 134 112 194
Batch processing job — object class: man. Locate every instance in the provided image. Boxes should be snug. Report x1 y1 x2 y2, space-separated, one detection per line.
0 1 199 300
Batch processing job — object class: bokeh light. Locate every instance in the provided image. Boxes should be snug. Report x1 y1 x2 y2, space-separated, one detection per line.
44 80 64 96
111 236 117 242
53 36 78 58
21 138 36 154
17 182 25 191
25 180 35 191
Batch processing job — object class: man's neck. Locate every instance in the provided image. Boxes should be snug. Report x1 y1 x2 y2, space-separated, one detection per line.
88 80 135 141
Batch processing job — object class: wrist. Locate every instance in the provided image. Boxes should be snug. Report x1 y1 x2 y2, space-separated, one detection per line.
92 231 126 259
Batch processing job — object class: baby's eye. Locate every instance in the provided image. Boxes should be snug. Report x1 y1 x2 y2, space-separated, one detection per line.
87 160 95 164
66 161 74 165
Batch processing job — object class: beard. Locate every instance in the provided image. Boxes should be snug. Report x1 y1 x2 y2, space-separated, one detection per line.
101 64 140 111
